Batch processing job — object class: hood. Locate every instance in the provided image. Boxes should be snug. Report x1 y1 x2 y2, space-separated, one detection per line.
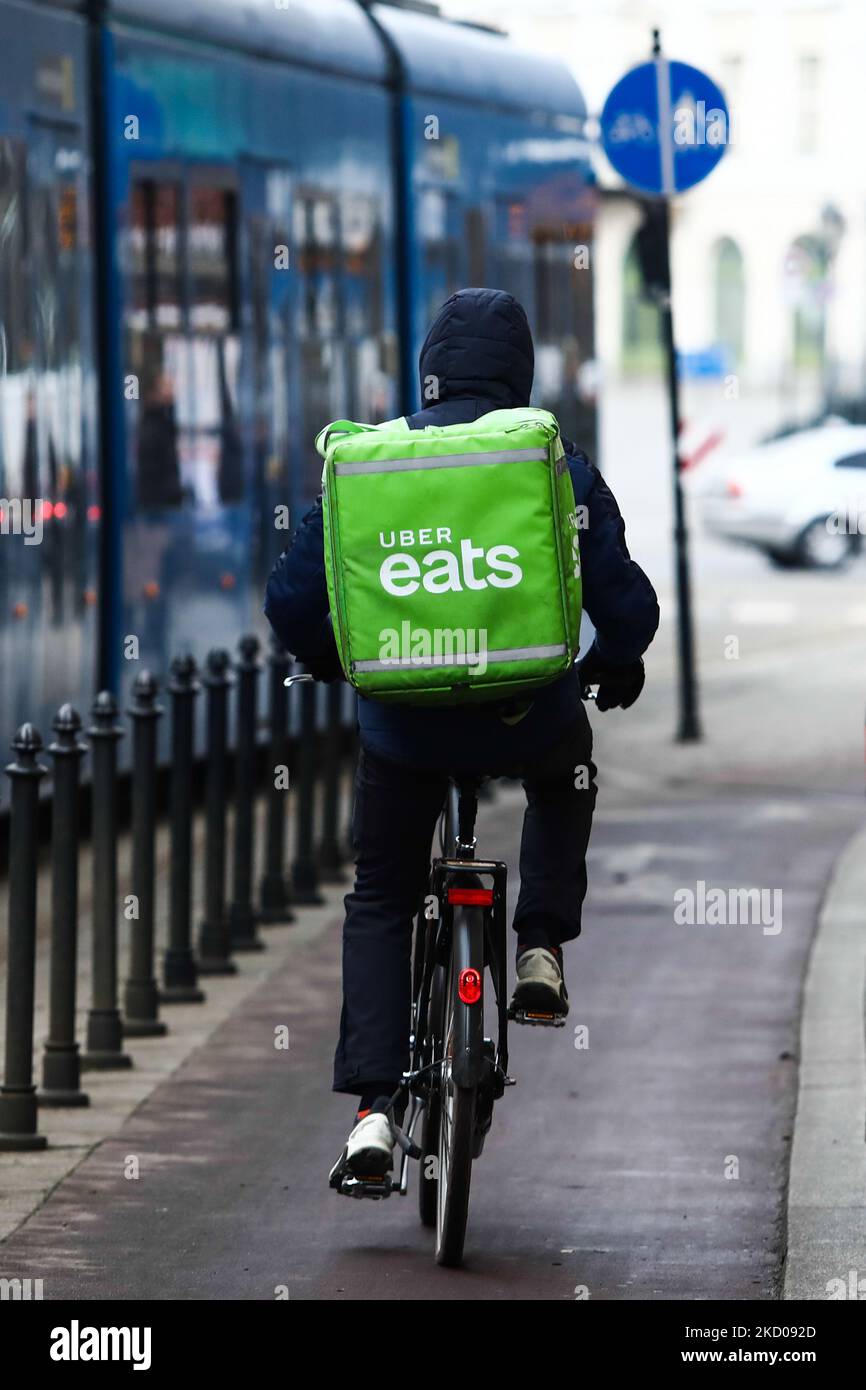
418 287 534 409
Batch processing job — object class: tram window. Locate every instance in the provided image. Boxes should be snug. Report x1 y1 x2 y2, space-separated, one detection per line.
492 198 533 320
126 178 182 332
296 194 339 339
465 206 486 287
294 190 347 495
126 181 151 333
341 193 381 332
153 183 182 331
420 188 460 319
0 140 31 380
340 192 389 420
127 175 240 510
534 229 589 344
136 330 185 509
188 185 238 334
534 219 595 363
0 141 31 503
532 223 596 452
126 178 182 509
312 197 336 251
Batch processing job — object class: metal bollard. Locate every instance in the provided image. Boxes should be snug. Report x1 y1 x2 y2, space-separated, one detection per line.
318 681 346 882
123 671 167 1037
197 649 236 975
82 692 132 1070
39 706 90 1106
259 635 294 923
0 726 48 1150
292 673 324 905
229 634 264 951
162 654 205 1003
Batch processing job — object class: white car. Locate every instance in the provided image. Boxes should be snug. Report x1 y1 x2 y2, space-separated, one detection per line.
698 424 866 569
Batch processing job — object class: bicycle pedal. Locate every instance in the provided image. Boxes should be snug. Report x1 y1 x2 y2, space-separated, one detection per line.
336 1173 396 1200
508 1006 567 1028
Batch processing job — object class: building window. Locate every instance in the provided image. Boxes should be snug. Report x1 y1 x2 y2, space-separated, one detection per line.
719 55 741 154
798 55 821 155
621 232 662 373
712 237 745 365
785 234 828 369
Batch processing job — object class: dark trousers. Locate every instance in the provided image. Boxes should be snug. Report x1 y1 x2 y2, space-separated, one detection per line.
333 713 597 1097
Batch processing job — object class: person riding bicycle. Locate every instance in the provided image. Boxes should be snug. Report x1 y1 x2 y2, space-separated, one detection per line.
264 288 659 1183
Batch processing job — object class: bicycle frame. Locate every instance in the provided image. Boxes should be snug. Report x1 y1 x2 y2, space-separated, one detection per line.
395 779 512 1197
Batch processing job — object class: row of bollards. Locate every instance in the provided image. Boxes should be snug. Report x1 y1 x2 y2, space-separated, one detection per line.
0 634 356 1150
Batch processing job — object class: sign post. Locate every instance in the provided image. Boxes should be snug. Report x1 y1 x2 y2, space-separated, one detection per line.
600 31 730 742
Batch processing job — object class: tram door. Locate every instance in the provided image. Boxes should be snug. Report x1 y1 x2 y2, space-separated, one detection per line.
121 161 247 719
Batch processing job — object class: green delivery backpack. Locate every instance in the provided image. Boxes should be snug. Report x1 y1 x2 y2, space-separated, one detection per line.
316 408 582 706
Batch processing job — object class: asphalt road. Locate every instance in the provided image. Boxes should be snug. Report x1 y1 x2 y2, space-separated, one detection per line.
0 773 859 1300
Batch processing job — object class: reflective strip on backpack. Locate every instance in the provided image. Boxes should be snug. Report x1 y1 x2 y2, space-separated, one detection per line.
333 447 548 476
352 644 567 672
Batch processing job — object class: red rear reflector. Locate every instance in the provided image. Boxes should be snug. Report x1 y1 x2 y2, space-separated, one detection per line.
447 887 493 906
458 968 482 1005
725 479 744 499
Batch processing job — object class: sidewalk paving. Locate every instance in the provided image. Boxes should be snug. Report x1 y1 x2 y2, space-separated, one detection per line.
783 823 866 1300
0 790 354 1243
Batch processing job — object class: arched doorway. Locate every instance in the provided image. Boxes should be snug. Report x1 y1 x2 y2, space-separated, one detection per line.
784 234 829 370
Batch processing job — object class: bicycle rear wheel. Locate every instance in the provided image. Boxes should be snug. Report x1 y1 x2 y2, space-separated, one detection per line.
435 905 483 1268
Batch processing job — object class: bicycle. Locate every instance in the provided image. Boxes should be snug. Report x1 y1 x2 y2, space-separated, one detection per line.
320 763 511 1264
341 773 570 1266
294 669 593 1268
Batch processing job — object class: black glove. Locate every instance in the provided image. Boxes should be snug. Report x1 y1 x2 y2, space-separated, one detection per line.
578 643 645 711
306 647 345 683
303 616 345 683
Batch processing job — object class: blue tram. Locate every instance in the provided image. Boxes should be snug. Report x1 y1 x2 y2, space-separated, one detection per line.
0 0 596 750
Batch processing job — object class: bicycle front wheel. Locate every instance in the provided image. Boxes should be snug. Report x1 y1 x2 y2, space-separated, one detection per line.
435 905 483 1268
418 962 443 1229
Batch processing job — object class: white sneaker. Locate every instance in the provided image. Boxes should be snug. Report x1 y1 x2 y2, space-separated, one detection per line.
330 1110 395 1185
509 947 569 1022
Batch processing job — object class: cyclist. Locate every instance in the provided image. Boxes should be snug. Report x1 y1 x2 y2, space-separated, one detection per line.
265 288 659 1182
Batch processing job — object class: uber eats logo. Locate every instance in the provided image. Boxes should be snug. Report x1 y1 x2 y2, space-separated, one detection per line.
377 527 522 596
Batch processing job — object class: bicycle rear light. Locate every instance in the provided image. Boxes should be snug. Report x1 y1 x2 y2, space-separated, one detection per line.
447 887 493 906
458 968 482 1005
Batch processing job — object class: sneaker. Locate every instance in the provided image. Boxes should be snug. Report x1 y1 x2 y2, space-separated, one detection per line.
329 1098 395 1187
508 945 569 1022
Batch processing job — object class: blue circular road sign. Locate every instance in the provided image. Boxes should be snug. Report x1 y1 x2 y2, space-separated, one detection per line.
600 59 729 196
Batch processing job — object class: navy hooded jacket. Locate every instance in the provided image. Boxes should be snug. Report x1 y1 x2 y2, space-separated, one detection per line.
264 288 659 773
